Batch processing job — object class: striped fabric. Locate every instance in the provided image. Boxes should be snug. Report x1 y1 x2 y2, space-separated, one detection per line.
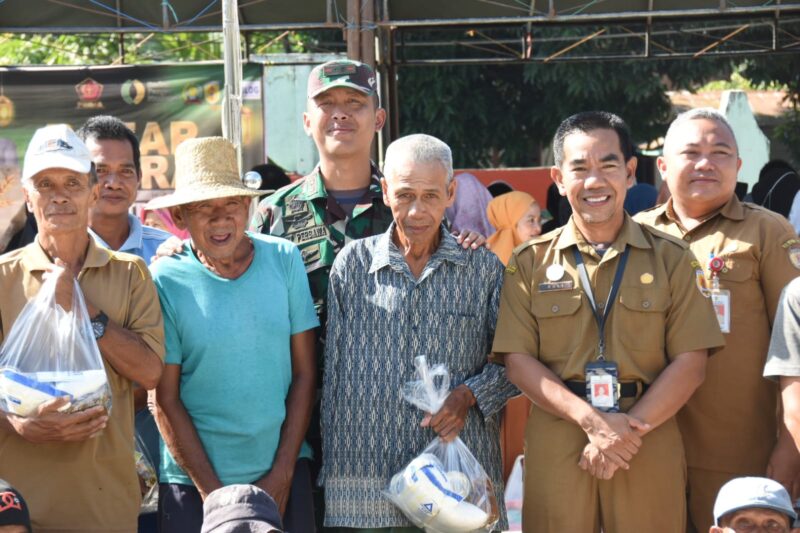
321 223 517 529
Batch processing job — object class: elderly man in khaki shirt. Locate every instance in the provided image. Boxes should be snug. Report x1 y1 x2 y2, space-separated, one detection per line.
492 111 724 532
0 124 165 533
635 108 800 533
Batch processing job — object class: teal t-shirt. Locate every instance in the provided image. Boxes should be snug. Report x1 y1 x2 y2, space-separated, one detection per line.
151 232 319 486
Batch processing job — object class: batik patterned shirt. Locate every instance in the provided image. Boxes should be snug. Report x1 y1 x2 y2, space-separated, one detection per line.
321 223 516 529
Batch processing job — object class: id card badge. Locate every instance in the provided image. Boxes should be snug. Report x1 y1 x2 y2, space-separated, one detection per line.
585 360 620 412
711 289 731 334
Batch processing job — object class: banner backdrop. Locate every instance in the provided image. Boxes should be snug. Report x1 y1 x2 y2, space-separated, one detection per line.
0 63 264 203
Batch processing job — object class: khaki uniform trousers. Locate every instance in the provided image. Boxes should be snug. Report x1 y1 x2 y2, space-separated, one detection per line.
523 406 686 533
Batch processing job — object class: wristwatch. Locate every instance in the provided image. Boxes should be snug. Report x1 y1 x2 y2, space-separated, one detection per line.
91 310 109 340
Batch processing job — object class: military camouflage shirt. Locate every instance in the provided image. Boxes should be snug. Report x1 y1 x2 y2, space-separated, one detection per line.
249 163 394 334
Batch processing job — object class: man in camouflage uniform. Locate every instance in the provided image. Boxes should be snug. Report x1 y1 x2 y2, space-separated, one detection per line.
250 59 391 340
250 59 480 529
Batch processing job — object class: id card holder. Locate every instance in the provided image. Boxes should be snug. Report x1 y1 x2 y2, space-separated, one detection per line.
711 289 731 334
585 360 620 413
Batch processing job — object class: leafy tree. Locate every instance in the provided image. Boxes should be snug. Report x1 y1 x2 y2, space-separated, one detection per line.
741 55 800 167
397 28 733 167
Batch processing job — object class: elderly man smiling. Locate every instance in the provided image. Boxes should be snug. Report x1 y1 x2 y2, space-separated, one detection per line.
148 138 319 533
321 134 516 532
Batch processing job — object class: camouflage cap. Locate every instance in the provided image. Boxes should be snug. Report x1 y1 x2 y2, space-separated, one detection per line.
307 59 377 99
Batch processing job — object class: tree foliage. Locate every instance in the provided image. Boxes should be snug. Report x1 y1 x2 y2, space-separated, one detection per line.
741 55 800 166
399 58 733 168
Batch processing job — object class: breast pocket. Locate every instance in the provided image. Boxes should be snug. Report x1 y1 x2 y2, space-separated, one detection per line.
617 287 670 352
531 291 583 363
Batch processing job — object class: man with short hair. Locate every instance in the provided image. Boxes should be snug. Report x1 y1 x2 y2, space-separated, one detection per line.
710 477 796 533
0 124 165 532
77 115 172 532
150 137 318 533
493 111 725 532
321 134 515 531
77 115 172 261
635 108 800 532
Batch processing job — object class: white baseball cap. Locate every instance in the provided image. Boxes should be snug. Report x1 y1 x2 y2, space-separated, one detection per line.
714 477 798 526
22 124 92 181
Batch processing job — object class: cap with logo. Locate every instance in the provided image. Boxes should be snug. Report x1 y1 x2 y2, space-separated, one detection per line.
0 479 32 533
307 59 377 99
22 124 92 182
713 476 798 526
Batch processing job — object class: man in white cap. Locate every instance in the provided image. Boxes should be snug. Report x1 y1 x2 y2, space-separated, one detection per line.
0 124 165 532
711 477 797 532
149 137 319 533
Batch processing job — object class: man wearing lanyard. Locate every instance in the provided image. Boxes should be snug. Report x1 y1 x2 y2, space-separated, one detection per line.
492 111 725 532
635 108 800 532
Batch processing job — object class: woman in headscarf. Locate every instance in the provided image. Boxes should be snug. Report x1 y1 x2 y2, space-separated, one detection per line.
486 191 543 265
140 207 191 240
486 191 543 481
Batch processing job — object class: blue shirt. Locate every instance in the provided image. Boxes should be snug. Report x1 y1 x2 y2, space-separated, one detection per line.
89 213 172 265
321 223 516 529
151 232 319 486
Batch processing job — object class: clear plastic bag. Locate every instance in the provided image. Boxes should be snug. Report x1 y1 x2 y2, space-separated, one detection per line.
0 272 111 417
385 356 499 533
135 431 158 514
504 455 524 531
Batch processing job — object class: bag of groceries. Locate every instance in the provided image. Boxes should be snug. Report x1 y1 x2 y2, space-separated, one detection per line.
384 356 499 533
0 271 111 417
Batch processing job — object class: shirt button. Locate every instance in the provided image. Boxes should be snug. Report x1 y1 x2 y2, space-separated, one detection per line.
551 305 560 313
683 235 691 242
642 300 651 309
597 301 605 310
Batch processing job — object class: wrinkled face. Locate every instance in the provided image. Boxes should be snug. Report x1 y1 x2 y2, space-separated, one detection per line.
382 159 455 247
658 118 741 213
173 196 251 262
303 87 385 160
514 202 543 242
716 508 791 533
23 168 96 236
86 137 139 218
551 128 636 232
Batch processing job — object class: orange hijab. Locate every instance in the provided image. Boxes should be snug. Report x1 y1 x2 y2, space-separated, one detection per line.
486 191 537 266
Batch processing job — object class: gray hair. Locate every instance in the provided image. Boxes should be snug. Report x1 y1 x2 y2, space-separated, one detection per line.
663 108 738 154
383 134 454 184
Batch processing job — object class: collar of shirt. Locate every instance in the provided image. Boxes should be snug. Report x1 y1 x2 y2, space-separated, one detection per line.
554 213 651 263
299 162 383 202
88 213 143 253
657 194 745 229
20 235 113 273
368 222 467 281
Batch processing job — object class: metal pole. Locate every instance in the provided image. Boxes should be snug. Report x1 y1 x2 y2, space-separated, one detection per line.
222 0 243 172
347 0 360 60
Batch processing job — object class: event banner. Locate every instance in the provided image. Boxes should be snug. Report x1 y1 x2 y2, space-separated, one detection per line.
0 63 263 202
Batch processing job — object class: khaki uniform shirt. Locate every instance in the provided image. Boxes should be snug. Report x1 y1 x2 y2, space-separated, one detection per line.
0 238 165 533
635 196 800 473
493 215 723 402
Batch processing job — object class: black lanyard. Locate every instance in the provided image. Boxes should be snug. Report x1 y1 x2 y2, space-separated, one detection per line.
572 245 630 360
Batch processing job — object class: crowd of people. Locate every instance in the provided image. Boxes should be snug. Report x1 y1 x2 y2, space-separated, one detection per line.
1 58 800 533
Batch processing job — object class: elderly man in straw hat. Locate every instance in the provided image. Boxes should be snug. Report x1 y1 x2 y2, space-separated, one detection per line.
149 137 319 533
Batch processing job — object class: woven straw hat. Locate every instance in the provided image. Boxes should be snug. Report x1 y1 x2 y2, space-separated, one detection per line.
145 137 261 210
